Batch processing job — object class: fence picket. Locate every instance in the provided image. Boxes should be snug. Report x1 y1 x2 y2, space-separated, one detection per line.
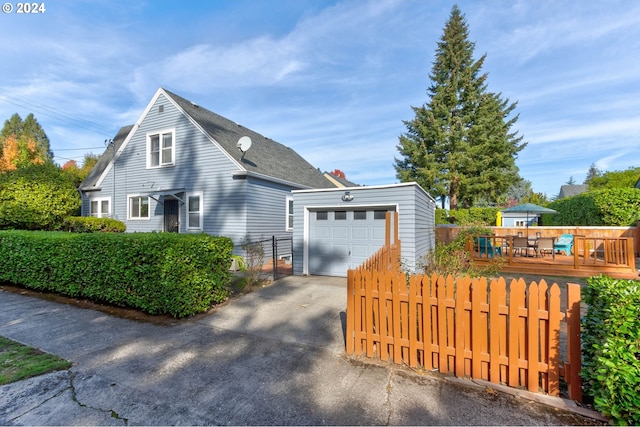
409 274 419 367
422 274 434 370
489 278 506 383
471 277 488 380
392 271 402 364
455 276 470 377
528 281 540 393
365 269 375 358
538 280 550 392
345 212 582 402
548 283 561 396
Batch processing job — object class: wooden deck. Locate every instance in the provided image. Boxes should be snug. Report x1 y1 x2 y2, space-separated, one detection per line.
469 236 639 280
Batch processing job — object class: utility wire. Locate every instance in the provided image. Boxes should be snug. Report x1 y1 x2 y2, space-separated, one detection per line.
0 89 118 138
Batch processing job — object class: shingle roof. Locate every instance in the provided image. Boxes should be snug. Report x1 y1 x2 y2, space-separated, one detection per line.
558 184 587 199
165 89 334 189
80 88 335 190
79 125 132 190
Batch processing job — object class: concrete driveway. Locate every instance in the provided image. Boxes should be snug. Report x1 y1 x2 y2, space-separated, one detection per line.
0 275 605 425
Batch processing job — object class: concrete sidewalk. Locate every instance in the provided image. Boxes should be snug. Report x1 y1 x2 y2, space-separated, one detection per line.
0 276 604 425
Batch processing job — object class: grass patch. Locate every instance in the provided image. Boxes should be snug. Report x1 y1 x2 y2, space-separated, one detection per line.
0 336 71 385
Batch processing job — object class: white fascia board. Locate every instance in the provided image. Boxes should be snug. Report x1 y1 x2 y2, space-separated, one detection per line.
232 171 311 190
292 181 436 202
95 88 166 188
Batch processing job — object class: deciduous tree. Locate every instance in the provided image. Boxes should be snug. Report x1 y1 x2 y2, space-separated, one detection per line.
0 113 53 171
585 166 640 190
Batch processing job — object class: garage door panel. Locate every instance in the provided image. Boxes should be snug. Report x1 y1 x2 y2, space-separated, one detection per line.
309 208 392 276
332 226 348 239
314 226 330 239
352 226 369 239
372 227 386 240
351 244 371 257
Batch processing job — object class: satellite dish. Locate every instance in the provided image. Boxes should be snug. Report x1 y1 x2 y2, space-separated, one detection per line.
236 136 252 153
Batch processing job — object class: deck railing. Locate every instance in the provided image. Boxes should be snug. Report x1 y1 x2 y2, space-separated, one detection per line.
467 235 637 279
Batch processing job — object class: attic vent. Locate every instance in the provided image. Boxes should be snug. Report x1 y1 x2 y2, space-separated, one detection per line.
158 105 164 113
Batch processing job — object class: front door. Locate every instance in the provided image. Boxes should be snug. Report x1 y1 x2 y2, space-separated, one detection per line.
164 199 179 232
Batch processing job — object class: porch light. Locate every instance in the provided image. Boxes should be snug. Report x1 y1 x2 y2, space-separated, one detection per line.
342 191 354 202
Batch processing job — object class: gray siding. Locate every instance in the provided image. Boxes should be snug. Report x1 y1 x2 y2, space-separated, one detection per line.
291 183 436 275
412 185 437 271
84 92 304 261
85 93 247 237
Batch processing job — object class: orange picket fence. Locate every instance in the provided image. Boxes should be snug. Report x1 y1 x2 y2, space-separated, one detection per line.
346 268 583 402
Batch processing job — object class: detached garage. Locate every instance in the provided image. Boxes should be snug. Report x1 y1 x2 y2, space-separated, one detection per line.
291 182 436 277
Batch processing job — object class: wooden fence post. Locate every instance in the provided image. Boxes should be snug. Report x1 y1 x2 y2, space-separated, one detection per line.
346 269 355 355
566 283 582 402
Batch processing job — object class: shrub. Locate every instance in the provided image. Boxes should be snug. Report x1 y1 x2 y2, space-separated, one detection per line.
422 222 502 277
435 208 449 225
0 163 81 230
445 207 499 226
241 234 265 286
581 275 640 425
0 231 233 317
546 188 640 226
60 216 126 233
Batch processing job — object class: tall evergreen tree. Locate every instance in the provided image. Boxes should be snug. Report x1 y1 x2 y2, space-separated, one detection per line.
395 5 525 210
584 163 601 185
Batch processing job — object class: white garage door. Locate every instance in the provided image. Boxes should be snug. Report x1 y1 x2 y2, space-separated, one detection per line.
308 208 393 276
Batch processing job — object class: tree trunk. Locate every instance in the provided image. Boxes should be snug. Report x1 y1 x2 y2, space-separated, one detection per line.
449 176 459 210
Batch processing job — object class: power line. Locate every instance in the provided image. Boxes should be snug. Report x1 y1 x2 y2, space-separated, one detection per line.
0 89 118 138
54 147 105 151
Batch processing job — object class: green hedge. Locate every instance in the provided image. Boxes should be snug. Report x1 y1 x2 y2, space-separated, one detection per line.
60 216 126 233
581 276 640 425
546 188 640 226
439 207 499 226
0 231 233 317
0 163 81 230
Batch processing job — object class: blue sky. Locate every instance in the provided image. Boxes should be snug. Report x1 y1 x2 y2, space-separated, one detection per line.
1 0 639 199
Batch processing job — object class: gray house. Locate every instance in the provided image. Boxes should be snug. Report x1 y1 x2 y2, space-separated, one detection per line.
79 88 335 253
80 87 436 277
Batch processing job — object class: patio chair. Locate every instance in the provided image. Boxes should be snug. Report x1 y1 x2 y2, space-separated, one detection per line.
553 234 574 255
512 237 530 256
474 237 502 259
535 237 555 259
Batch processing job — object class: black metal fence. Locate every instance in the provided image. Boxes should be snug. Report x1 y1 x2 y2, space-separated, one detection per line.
240 235 293 279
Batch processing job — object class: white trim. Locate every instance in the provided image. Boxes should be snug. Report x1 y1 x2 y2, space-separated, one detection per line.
146 128 176 169
232 170 312 189
89 197 111 218
285 196 294 231
95 88 168 188
186 191 204 231
302 203 400 276
127 194 151 220
292 181 436 202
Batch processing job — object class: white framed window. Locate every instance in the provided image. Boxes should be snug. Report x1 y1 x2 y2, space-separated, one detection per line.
147 129 175 168
128 195 150 219
286 197 293 231
90 197 111 218
515 220 526 227
187 192 203 230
